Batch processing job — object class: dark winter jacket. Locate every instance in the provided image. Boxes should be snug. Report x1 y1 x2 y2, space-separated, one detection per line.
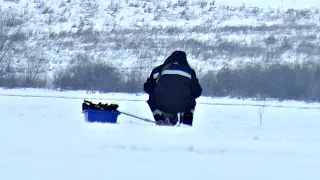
143 51 202 114
143 54 175 95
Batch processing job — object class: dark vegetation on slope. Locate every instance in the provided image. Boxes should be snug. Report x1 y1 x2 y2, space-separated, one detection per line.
1 2 320 102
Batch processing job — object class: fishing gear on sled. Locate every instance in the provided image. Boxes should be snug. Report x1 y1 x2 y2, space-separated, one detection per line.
81 100 155 124
82 100 119 111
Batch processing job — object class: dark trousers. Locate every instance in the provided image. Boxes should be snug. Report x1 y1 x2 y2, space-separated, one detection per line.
180 111 194 126
147 100 194 126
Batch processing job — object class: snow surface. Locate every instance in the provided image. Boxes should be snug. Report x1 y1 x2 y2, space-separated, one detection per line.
0 88 320 180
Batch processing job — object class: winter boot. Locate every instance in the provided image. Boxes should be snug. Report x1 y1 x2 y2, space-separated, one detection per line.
180 111 193 126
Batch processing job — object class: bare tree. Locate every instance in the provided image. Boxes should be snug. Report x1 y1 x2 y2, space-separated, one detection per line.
0 7 29 87
107 0 121 17
0 11 16 80
22 55 48 87
106 0 122 32
0 19 13 65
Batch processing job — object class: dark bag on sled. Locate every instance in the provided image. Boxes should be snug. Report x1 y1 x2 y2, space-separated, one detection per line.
82 100 119 112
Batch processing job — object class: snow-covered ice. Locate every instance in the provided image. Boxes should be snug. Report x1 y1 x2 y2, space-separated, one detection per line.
0 88 319 180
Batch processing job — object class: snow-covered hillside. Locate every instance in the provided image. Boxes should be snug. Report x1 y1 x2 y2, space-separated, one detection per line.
1 0 320 79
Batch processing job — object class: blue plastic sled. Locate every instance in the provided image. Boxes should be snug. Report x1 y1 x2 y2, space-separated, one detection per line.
83 109 121 123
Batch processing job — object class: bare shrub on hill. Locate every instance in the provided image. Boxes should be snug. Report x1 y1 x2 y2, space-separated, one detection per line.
278 38 293 52
189 24 213 34
0 9 29 87
53 53 122 92
174 0 188 7
128 2 141 8
75 27 101 44
80 0 99 18
180 7 194 20
106 1 122 17
42 6 54 14
193 0 208 9
120 70 145 93
200 62 320 101
4 11 24 27
219 24 315 33
199 71 221 96
19 55 48 88
217 41 265 58
296 42 317 55
309 65 320 101
4 0 20 2
264 35 277 45
165 26 183 35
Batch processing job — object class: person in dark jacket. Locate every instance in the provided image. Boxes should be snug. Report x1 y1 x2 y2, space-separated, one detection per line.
143 51 202 126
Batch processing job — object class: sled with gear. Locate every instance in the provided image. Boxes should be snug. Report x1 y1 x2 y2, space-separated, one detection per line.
82 100 121 123
82 100 183 126
82 100 157 124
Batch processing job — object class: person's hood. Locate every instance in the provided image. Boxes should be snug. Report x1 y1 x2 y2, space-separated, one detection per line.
165 51 189 66
163 54 174 65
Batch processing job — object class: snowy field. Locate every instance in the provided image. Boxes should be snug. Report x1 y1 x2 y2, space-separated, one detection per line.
0 88 320 180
